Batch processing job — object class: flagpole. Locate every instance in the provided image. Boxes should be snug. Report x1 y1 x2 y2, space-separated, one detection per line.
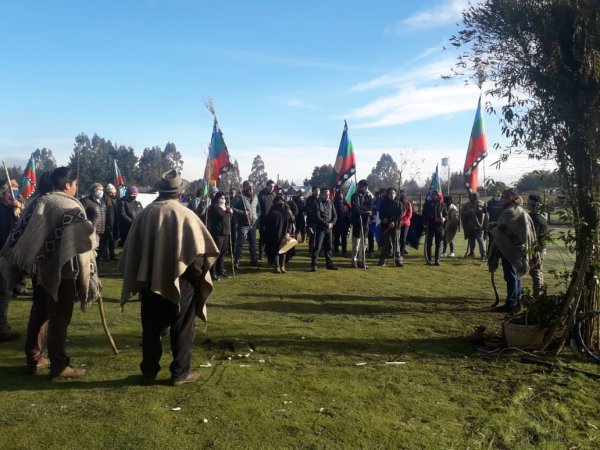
2 161 14 203
353 173 367 272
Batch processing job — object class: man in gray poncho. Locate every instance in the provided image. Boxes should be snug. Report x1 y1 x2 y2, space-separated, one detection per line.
488 189 538 313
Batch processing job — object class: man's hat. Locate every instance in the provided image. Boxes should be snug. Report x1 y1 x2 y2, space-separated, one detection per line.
153 169 190 193
527 194 542 205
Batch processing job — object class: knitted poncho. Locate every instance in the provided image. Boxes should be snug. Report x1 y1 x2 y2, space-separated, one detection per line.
119 199 219 322
0 191 99 307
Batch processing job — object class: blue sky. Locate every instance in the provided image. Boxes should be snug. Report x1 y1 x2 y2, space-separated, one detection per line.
0 0 552 186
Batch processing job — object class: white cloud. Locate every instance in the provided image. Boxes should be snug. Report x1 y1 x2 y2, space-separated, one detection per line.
348 82 479 128
386 0 471 33
349 58 455 93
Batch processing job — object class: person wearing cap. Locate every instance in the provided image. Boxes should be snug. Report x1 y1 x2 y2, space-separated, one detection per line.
100 183 119 261
527 194 548 297
117 185 143 246
350 180 373 269
81 183 107 253
258 180 276 260
231 180 261 268
0 179 23 342
488 189 538 312
119 169 219 386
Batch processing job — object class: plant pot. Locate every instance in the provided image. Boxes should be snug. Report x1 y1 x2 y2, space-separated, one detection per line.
503 321 547 349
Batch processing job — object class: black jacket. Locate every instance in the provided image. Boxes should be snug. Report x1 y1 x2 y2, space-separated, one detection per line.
350 191 374 227
0 202 17 248
207 204 232 236
379 197 403 231
314 198 337 231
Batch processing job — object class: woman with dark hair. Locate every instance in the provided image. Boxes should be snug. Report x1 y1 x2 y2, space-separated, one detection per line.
1 167 100 380
207 191 232 280
263 195 294 273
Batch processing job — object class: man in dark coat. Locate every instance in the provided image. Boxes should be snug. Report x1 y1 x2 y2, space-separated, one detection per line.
263 195 295 273
258 180 276 260
99 183 119 261
378 187 404 267
81 182 107 256
292 191 306 242
311 189 338 271
423 190 448 266
333 191 351 256
350 179 373 269
305 186 320 254
117 186 143 246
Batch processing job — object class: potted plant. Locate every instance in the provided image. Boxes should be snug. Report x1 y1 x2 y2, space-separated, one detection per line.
503 289 566 349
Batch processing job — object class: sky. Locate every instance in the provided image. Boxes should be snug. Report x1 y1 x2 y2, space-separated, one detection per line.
0 0 554 187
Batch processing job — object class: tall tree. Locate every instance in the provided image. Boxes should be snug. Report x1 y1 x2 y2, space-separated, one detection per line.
452 0 600 348
248 155 268 188
366 153 401 191
219 159 242 193
306 164 333 188
5 165 23 181
515 170 561 192
163 142 184 173
32 148 57 173
397 150 425 188
114 144 139 186
138 146 164 187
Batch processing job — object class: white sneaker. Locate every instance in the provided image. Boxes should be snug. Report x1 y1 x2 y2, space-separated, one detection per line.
449 253 455 257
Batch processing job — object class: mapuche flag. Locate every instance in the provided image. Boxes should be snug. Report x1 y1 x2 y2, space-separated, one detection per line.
463 96 488 193
328 121 356 191
204 117 233 187
19 154 37 199
114 160 125 188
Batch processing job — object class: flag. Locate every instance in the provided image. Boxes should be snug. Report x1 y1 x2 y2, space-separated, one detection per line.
463 96 488 193
114 160 125 188
426 165 442 201
341 180 356 206
19 154 37 199
328 121 356 191
204 117 233 188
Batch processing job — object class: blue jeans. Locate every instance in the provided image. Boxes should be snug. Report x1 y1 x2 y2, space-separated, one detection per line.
501 253 522 306
235 224 257 263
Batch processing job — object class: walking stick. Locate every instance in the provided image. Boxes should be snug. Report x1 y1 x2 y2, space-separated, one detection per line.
98 295 118 355
229 233 235 278
358 214 367 271
490 271 500 307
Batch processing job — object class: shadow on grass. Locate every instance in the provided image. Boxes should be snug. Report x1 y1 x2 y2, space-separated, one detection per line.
216 295 489 315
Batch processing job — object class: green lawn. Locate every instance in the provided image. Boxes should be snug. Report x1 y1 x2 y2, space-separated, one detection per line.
0 234 598 449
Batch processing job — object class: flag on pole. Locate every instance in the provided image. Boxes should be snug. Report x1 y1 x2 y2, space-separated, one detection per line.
463 96 488 193
426 165 442 201
19 154 37 199
341 179 356 206
204 117 233 188
328 121 356 191
114 160 125 188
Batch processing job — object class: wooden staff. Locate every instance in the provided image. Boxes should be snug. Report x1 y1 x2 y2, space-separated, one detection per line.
98 295 118 354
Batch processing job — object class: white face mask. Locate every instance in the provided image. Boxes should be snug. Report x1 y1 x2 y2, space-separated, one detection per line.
94 190 104 199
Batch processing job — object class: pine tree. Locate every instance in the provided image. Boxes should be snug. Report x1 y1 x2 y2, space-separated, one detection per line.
248 155 268 189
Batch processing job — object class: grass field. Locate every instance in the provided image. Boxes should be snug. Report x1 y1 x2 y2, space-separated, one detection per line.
0 234 599 449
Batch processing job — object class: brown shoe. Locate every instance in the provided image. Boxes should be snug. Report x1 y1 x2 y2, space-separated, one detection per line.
273 266 281 274
51 366 87 381
280 266 286 273
170 370 200 386
29 356 51 374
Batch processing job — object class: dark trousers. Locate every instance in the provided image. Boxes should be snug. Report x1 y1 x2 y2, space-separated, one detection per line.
210 235 229 277
426 224 444 263
311 229 333 266
380 226 401 262
140 277 196 380
25 280 76 375
333 227 348 254
98 229 116 260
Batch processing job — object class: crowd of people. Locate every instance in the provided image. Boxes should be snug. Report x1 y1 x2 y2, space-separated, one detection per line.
0 170 548 384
